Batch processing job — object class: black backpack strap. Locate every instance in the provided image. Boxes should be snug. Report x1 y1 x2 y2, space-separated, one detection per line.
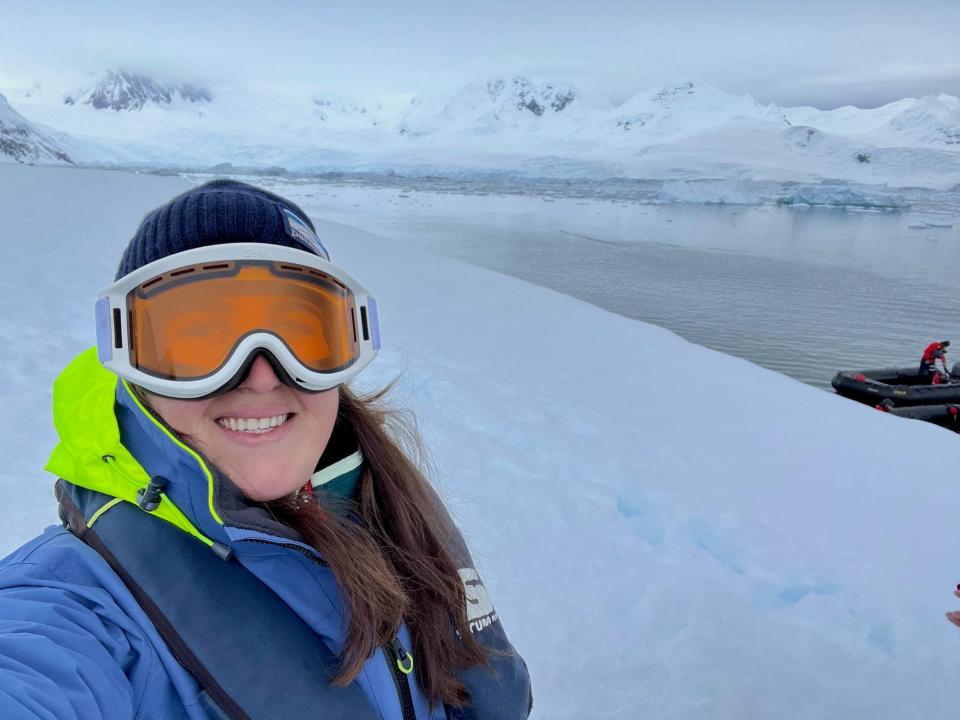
56 483 377 720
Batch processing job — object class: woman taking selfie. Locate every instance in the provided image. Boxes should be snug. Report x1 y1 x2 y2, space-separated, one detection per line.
0 180 532 719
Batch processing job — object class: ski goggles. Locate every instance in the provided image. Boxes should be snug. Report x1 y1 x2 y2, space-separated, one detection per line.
96 243 380 399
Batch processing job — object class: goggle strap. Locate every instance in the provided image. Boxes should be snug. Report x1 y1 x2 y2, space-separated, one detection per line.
95 297 114 362
366 297 381 351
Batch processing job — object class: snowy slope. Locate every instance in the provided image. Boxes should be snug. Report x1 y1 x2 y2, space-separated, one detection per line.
2 164 960 719
610 80 789 140
629 120 960 191
311 95 392 129
786 93 960 148
398 77 588 137
0 93 72 164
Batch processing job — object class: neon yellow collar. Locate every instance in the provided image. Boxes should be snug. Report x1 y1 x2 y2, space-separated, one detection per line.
46 347 214 546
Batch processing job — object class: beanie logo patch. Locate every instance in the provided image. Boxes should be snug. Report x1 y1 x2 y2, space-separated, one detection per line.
280 207 329 259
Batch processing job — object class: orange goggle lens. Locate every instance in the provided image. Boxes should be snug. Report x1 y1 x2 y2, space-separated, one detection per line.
128 260 359 380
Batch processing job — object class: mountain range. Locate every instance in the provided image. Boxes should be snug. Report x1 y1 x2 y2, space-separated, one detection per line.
4 70 960 193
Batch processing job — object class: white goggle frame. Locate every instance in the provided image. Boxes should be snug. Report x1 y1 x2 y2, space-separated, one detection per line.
95 243 380 399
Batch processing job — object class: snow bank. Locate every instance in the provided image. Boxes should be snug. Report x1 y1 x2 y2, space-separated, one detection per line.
2 165 960 719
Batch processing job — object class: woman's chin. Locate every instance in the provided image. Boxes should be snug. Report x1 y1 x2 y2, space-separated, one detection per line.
221 462 308 502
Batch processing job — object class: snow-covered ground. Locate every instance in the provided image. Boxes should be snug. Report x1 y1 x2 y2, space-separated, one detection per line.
4 74 960 194
2 164 960 718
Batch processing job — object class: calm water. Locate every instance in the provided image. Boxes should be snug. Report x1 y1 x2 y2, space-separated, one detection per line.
217 176 960 390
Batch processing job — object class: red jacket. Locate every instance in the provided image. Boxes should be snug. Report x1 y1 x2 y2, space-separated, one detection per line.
922 342 947 364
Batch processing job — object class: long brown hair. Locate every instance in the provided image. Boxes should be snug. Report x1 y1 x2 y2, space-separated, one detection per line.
266 384 487 707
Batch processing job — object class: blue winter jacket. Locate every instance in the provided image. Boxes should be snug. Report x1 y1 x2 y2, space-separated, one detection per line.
0 349 532 719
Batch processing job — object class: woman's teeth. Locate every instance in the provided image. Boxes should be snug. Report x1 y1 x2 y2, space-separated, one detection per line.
217 414 290 434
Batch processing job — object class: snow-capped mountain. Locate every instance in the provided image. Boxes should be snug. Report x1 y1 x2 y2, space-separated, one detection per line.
613 81 790 139
786 93 960 147
0 93 72 164
398 77 585 136
889 94 960 145
64 70 212 111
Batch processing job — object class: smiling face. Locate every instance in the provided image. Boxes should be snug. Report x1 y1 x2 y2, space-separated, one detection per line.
144 354 339 501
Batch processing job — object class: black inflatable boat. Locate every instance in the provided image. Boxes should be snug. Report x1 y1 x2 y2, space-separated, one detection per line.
882 402 960 430
831 365 960 406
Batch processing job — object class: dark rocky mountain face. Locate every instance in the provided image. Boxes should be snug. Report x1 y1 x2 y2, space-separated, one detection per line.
64 70 212 111
487 78 579 117
0 94 72 163
0 123 71 163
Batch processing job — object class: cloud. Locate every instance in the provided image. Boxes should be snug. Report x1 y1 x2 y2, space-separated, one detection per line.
760 63 960 108
1 0 958 109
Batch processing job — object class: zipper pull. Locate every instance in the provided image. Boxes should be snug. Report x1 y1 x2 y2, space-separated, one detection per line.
391 637 414 675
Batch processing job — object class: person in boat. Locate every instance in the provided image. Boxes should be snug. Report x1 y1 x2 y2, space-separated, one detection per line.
0 181 532 719
920 340 951 384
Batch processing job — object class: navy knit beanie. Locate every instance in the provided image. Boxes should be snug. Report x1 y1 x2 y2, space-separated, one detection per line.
116 180 326 279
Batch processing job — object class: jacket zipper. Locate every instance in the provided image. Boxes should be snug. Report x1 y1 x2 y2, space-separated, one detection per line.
239 538 417 719
384 637 416 720
237 537 329 566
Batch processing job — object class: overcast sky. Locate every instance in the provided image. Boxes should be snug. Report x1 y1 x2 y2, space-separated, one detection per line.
1 0 958 109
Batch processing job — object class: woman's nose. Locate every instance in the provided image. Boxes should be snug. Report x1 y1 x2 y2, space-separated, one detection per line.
238 354 282 392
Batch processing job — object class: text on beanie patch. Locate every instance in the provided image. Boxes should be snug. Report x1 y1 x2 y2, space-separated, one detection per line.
280 206 329 259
